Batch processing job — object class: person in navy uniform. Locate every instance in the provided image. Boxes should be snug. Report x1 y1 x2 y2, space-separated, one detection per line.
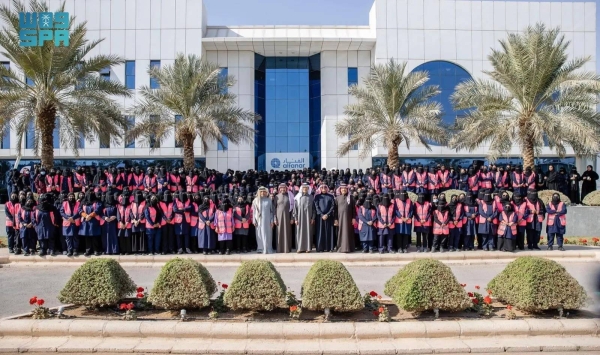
60 192 81 257
18 198 37 256
144 194 162 255
78 191 102 256
546 193 567 251
34 194 57 256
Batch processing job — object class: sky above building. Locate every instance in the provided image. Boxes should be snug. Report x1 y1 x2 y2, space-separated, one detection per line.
204 0 599 72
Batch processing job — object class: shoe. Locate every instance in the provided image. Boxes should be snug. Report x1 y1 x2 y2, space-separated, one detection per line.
203 251 208 255
390 250 396 254
161 252 165 255
527 246 533 250
558 246 565 251
362 249 368 253
73 251 79 257
403 249 408 254
186 248 192 254
430 248 437 253
226 249 231 255
94 252 101 256
8 248 13 254
242 248 248 253
218 251 223 255
49 250 55 256
533 246 541 250
24 251 30 256
177 249 183 254
369 250 375 254
14 249 21 255
67 251 73 257
39 251 46 256
379 250 383 254
547 246 553 251
440 248 446 253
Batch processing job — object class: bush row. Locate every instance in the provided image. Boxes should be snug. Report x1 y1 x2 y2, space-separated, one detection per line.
58 256 588 315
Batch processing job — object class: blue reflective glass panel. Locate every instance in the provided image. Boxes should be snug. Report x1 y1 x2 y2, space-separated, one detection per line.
149 60 160 89
53 121 60 148
348 67 358 87
1 128 9 149
125 116 135 148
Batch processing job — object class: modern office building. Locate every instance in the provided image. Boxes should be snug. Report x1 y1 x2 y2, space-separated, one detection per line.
0 0 596 172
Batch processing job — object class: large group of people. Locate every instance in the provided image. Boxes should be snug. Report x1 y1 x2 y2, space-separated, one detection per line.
3 162 596 257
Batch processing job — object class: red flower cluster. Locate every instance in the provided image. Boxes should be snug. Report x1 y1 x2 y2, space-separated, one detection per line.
378 307 384 313
506 305 512 310
136 292 145 299
222 284 228 290
593 238 599 242
120 302 135 311
467 292 474 297
136 287 144 293
460 283 466 287
582 239 588 244
37 299 45 306
290 305 298 312
29 296 38 305
483 296 492 305
565 238 569 243
475 285 480 290
472 298 479 305
369 291 378 297
372 311 379 316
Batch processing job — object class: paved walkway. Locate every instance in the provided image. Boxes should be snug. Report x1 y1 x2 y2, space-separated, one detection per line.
1 262 598 319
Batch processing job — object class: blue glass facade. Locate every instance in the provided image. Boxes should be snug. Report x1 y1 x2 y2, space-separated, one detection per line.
411 61 472 128
254 54 321 170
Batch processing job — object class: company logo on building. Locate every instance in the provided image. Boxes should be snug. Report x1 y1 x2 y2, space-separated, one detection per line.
270 158 281 169
19 12 69 47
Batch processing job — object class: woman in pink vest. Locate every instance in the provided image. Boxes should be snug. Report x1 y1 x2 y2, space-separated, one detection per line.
159 191 175 254
215 199 234 255
431 197 449 252
376 194 395 254
546 193 567 251
357 197 377 253
144 194 162 255
116 193 132 255
5 193 18 254
173 191 192 254
233 194 252 253
525 191 545 250
413 193 432 253
462 192 478 251
447 194 463 252
512 193 530 251
60 192 80 256
129 191 146 255
497 203 518 252
101 192 119 255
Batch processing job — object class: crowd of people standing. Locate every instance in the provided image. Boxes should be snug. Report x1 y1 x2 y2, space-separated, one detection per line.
3 162 597 257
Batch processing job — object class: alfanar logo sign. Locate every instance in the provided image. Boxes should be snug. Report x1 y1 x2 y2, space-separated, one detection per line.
19 12 69 47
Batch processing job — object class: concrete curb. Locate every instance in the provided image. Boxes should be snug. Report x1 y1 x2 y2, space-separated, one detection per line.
2 249 599 267
0 318 597 339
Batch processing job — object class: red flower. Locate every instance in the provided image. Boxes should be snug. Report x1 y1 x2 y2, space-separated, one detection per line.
487 290 493 295
29 297 38 305
119 303 127 310
222 284 228 289
136 292 145 299
126 302 135 310
372 311 380 316
290 305 298 312
468 292 474 297
460 283 466 287
472 298 479 305
506 305 512 310
593 238 599 242
484 296 492 305
475 286 480 290
582 239 588 243
369 291 378 297
36 299 45 306
378 307 385 313
136 287 144 293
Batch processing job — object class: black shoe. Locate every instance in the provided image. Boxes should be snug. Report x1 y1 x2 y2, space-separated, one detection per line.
226 249 231 255
533 246 541 250
8 248 13 254
94 252 101 256
14 249 21 255
527 246 533 250
547 246 553 251
403 249 408 254
218 251 223 255
558 246 565 251
24 251 30 256
49 250 55 256
67 251 73 257
38 250 46 257
242 248 248 253
84 252 91 256
203 251 208 255
177 249 183 254
73 251 79 257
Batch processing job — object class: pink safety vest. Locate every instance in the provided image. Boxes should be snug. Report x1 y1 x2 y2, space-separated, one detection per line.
215 209 234 234
62 201 81 227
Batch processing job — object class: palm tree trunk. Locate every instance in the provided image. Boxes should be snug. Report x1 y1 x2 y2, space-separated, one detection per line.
386 135 401 169
522 140 535 170
182 131 195 170
38 105 57 169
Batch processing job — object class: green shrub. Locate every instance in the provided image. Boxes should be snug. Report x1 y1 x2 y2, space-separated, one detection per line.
487 256 587 312
538 189 571 206
582 190 600 206
388 259 471 313
58 258 136 307
148 258 217 309
223 260 287 311
407 191 418 202
301 260 363 312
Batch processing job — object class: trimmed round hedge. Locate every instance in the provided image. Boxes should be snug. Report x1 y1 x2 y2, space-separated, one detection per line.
487 256 587 312
58 258 136 307
582 190 600 206
148 258 217 309
386 259 471 313
301 260 363 312
223 260 287 311
538 190 571 206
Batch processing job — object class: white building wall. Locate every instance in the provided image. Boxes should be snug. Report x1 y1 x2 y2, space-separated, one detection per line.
371 0 596 160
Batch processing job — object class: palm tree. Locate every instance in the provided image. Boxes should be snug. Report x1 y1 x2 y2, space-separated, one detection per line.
335 59 447 169
0 0 131 168
127 54 259 170
450 24 600 169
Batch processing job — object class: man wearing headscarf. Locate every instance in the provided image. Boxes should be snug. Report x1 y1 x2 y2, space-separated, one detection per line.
293 184 315 252
581 165 599 201
525 191 545 250
335 184 355 253
546 193 567 251
252 186 274 254
314 184 336 252
274 184 294 253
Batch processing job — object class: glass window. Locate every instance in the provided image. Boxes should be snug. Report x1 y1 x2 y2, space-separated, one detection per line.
125 61 135 89
149 60 160 89
99 66 110 81
348 67 358 87
79 132 85 148
217 135 228 151
349 134 358 150
25 121 34 149
99 136 110 149
149 115 160 148
125 116 135 148
219 68 228 94
53 121 60 149
25 76 33 86
1 127 9 149
1 62 8 69
175 115 183 148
